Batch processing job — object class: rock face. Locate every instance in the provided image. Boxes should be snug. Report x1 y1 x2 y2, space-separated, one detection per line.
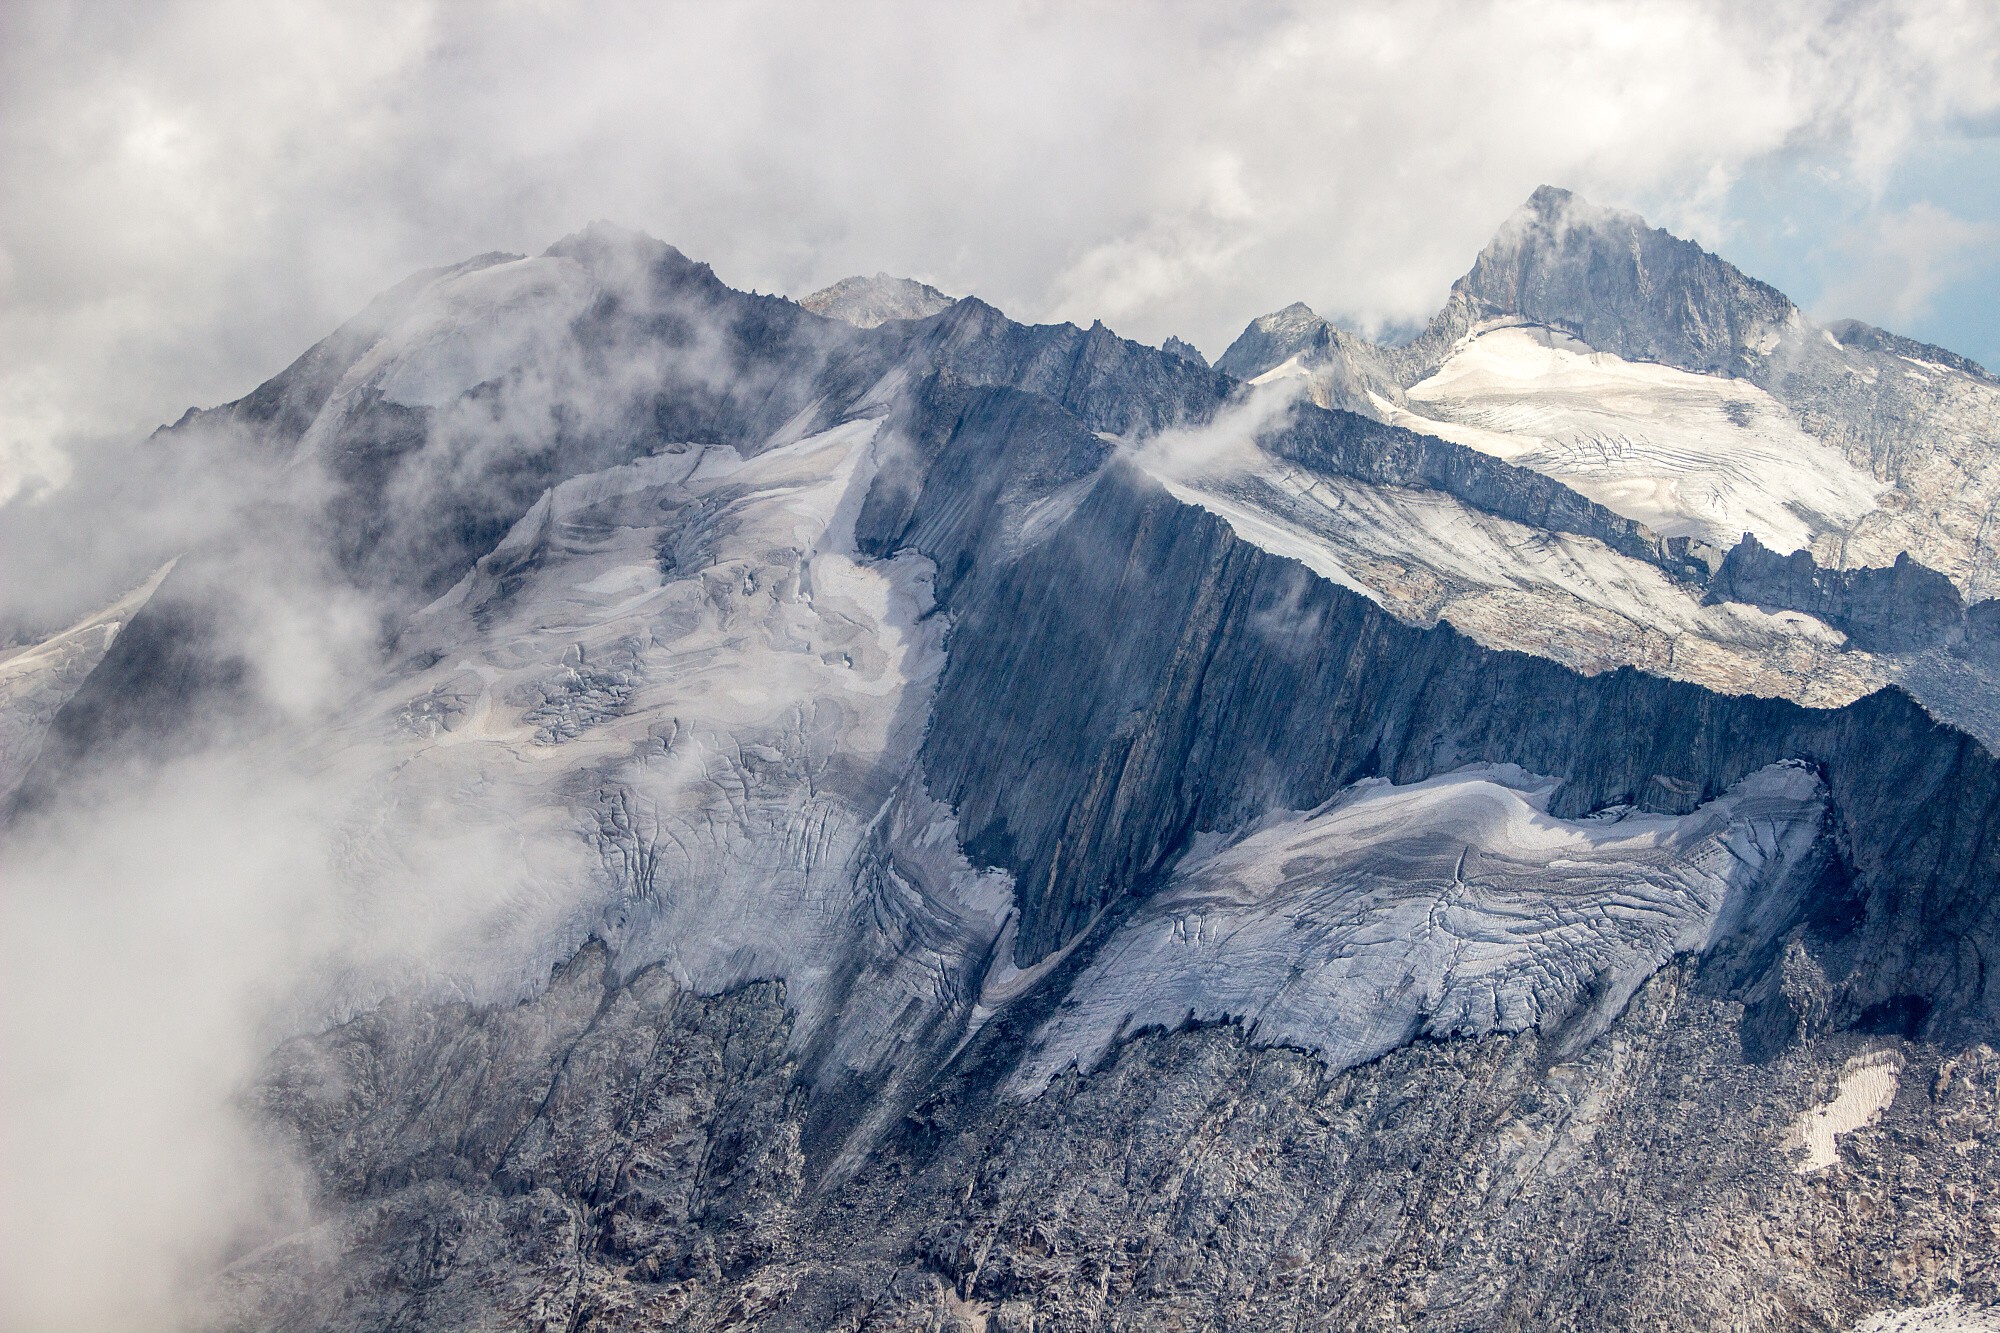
1708 535 1967 653
12 192 2000 1330
800 273 957 328
215 951 2000 1332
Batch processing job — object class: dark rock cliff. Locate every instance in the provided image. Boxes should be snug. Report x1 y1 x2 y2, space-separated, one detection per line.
1446 185 1796 380
1708 533 1968 651
882 437 1998 1042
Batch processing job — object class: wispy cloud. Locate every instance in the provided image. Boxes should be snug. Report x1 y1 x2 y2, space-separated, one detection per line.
3 0 1999 501
1816 201 2000 332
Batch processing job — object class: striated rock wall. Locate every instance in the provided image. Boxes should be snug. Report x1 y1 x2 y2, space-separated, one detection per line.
1708 534 1967 652
895 453 2000 1039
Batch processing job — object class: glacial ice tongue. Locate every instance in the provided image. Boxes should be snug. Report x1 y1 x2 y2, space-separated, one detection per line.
1014 761 1829 1092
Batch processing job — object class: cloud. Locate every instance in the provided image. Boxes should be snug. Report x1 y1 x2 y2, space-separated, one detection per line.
1 755 335 1331
0 728 600 1330
1130 376 1306 480
3 0 1999 503
1816 201 2000 331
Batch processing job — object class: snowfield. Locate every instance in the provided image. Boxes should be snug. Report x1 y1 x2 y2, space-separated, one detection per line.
307 418 1016 1089
1141 432 1891 707
1397 324 1885 555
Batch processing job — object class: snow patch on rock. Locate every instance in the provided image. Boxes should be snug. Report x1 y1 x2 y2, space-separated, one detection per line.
1790 1049 1905 1173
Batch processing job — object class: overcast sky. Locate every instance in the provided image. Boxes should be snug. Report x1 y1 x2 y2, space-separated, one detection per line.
3 0 1998 500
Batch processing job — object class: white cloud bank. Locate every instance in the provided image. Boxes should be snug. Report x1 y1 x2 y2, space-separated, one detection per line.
2 0 1998 502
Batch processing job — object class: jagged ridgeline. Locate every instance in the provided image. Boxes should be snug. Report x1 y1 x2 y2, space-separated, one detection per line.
8 194 2000 1330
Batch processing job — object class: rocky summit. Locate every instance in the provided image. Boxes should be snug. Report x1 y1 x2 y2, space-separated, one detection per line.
7 190 2000 1331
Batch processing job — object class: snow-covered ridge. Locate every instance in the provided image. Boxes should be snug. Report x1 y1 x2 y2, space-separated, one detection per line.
800 272 956 328
1137 424 1889 707
352 255 600 411
0 563 172 800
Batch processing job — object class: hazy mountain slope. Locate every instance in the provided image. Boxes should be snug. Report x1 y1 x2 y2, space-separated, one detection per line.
800 273 957 327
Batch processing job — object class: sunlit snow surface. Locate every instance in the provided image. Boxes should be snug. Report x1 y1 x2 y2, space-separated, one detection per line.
1015 761 1828 1091
1788 1050 1904 1173
1397 325 1885 554
1140 430 1890 707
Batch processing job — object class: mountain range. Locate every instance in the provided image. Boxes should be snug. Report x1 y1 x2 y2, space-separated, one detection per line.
6 187 2000 1331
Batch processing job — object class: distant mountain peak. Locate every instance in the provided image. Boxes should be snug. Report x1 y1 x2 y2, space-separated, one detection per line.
800 272 956 327
1219 186 1807 392
1214 301 1333 380
1453 186 1795 378
543 219 678 267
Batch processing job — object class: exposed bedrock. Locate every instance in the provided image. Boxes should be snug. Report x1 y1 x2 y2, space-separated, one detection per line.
218 939 2000 1332
879 442 2000 1038
1708 533 1968 652
1448 185 1796 382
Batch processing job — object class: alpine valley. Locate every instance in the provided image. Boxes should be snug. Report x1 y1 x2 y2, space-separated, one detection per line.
8 187 2000 1331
